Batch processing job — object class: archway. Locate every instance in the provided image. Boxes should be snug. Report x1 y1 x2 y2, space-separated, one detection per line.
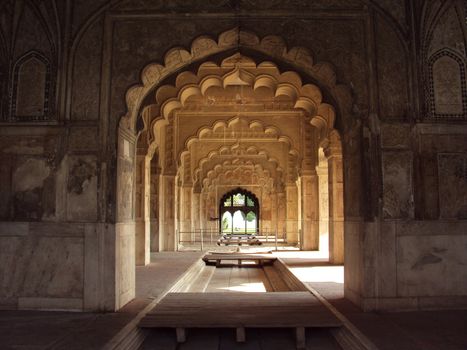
220 188 259 234
127 51 344 255
115 28 349 310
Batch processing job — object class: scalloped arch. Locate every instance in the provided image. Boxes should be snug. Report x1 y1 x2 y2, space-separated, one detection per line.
178 116 298 175
121 28 350 134
182 116 291 154
190 142 286 188
144 53 337 147
202 162 278 192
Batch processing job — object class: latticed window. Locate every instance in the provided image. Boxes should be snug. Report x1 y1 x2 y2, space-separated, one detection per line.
219 188 259 234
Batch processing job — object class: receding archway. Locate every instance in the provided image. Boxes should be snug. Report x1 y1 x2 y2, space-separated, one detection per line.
115 28 350 310
129 52 344 257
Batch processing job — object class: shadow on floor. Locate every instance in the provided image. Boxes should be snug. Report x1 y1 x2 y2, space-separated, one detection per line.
141 327 342 350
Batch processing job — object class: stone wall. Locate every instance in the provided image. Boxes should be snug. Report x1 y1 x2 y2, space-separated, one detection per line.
0 0 466 312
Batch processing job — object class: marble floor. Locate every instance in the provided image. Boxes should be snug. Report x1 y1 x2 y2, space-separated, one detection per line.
141 327 342 350
1 251 467 349
0 252 202 350
280 252 467 350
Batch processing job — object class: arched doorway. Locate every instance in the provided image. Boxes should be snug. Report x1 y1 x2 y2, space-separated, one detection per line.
219 188 259 234
115 28 349 310
120 49 344 255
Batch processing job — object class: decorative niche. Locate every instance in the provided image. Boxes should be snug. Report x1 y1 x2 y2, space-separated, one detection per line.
426 49 467 121
8 51 54 122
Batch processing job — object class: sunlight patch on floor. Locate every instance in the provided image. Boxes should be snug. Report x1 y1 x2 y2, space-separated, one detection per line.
290 266 344 284
218 282 267 292
273 250 330 260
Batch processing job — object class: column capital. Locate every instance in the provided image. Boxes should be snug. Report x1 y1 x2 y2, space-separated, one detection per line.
322 129 343 159
301 158 316 172
193 183 202 193
323 144 342 159
300 169 318 177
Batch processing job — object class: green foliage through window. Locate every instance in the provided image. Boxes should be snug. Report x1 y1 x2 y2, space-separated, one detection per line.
219 189 259 234
232 193 245 206
246 211 256 222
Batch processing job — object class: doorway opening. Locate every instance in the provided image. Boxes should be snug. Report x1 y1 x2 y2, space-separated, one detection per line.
115 29 351 309
219 188 259 234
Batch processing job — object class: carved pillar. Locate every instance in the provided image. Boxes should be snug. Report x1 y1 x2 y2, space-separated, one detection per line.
317 157 329 252
199 191 209 231
277 191 286 239
135 155 150 265
158 173 176 251
149 163 159 252
286 184 299 245
325 143 344 264
192 186 201 232
179 185 192 244
301 171 320 250
271 190 278 237
206 191 217 232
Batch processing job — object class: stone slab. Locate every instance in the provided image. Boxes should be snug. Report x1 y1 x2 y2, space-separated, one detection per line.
18 297 83 310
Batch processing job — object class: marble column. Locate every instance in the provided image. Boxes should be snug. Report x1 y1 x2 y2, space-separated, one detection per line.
135 155 150 266
199 191 205 232
271 191 278 237
158 173 176 251
277 191 286 240
149 163 159 252
179 185 192 244
286 184 299 245
192 189 201 233
325 146 344 264
317 157 329 252
301 171 320 250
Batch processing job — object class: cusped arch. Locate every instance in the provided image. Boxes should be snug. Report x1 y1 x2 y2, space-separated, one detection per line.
121 28 350 135
204 164 276 194
181 116 293 156
145 54 336 148
191 142 286 189
179 117 296 184
199 156 283 190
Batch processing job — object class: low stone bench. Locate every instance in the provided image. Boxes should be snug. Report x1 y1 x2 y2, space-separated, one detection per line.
217 234 262 246
139 292 342 349
202 253 276 266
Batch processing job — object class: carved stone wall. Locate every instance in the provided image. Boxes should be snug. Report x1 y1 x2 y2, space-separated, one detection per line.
1 0 467 313
417 129 467 219
10 52 52 121
0 133 58 221
438 154 467 219
66 156 98 222
71 20 104 121
424 2 467 121
2 2 58 122
382 152 413 219
428 51 466 119
117 137 135 222
376 14 409 120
